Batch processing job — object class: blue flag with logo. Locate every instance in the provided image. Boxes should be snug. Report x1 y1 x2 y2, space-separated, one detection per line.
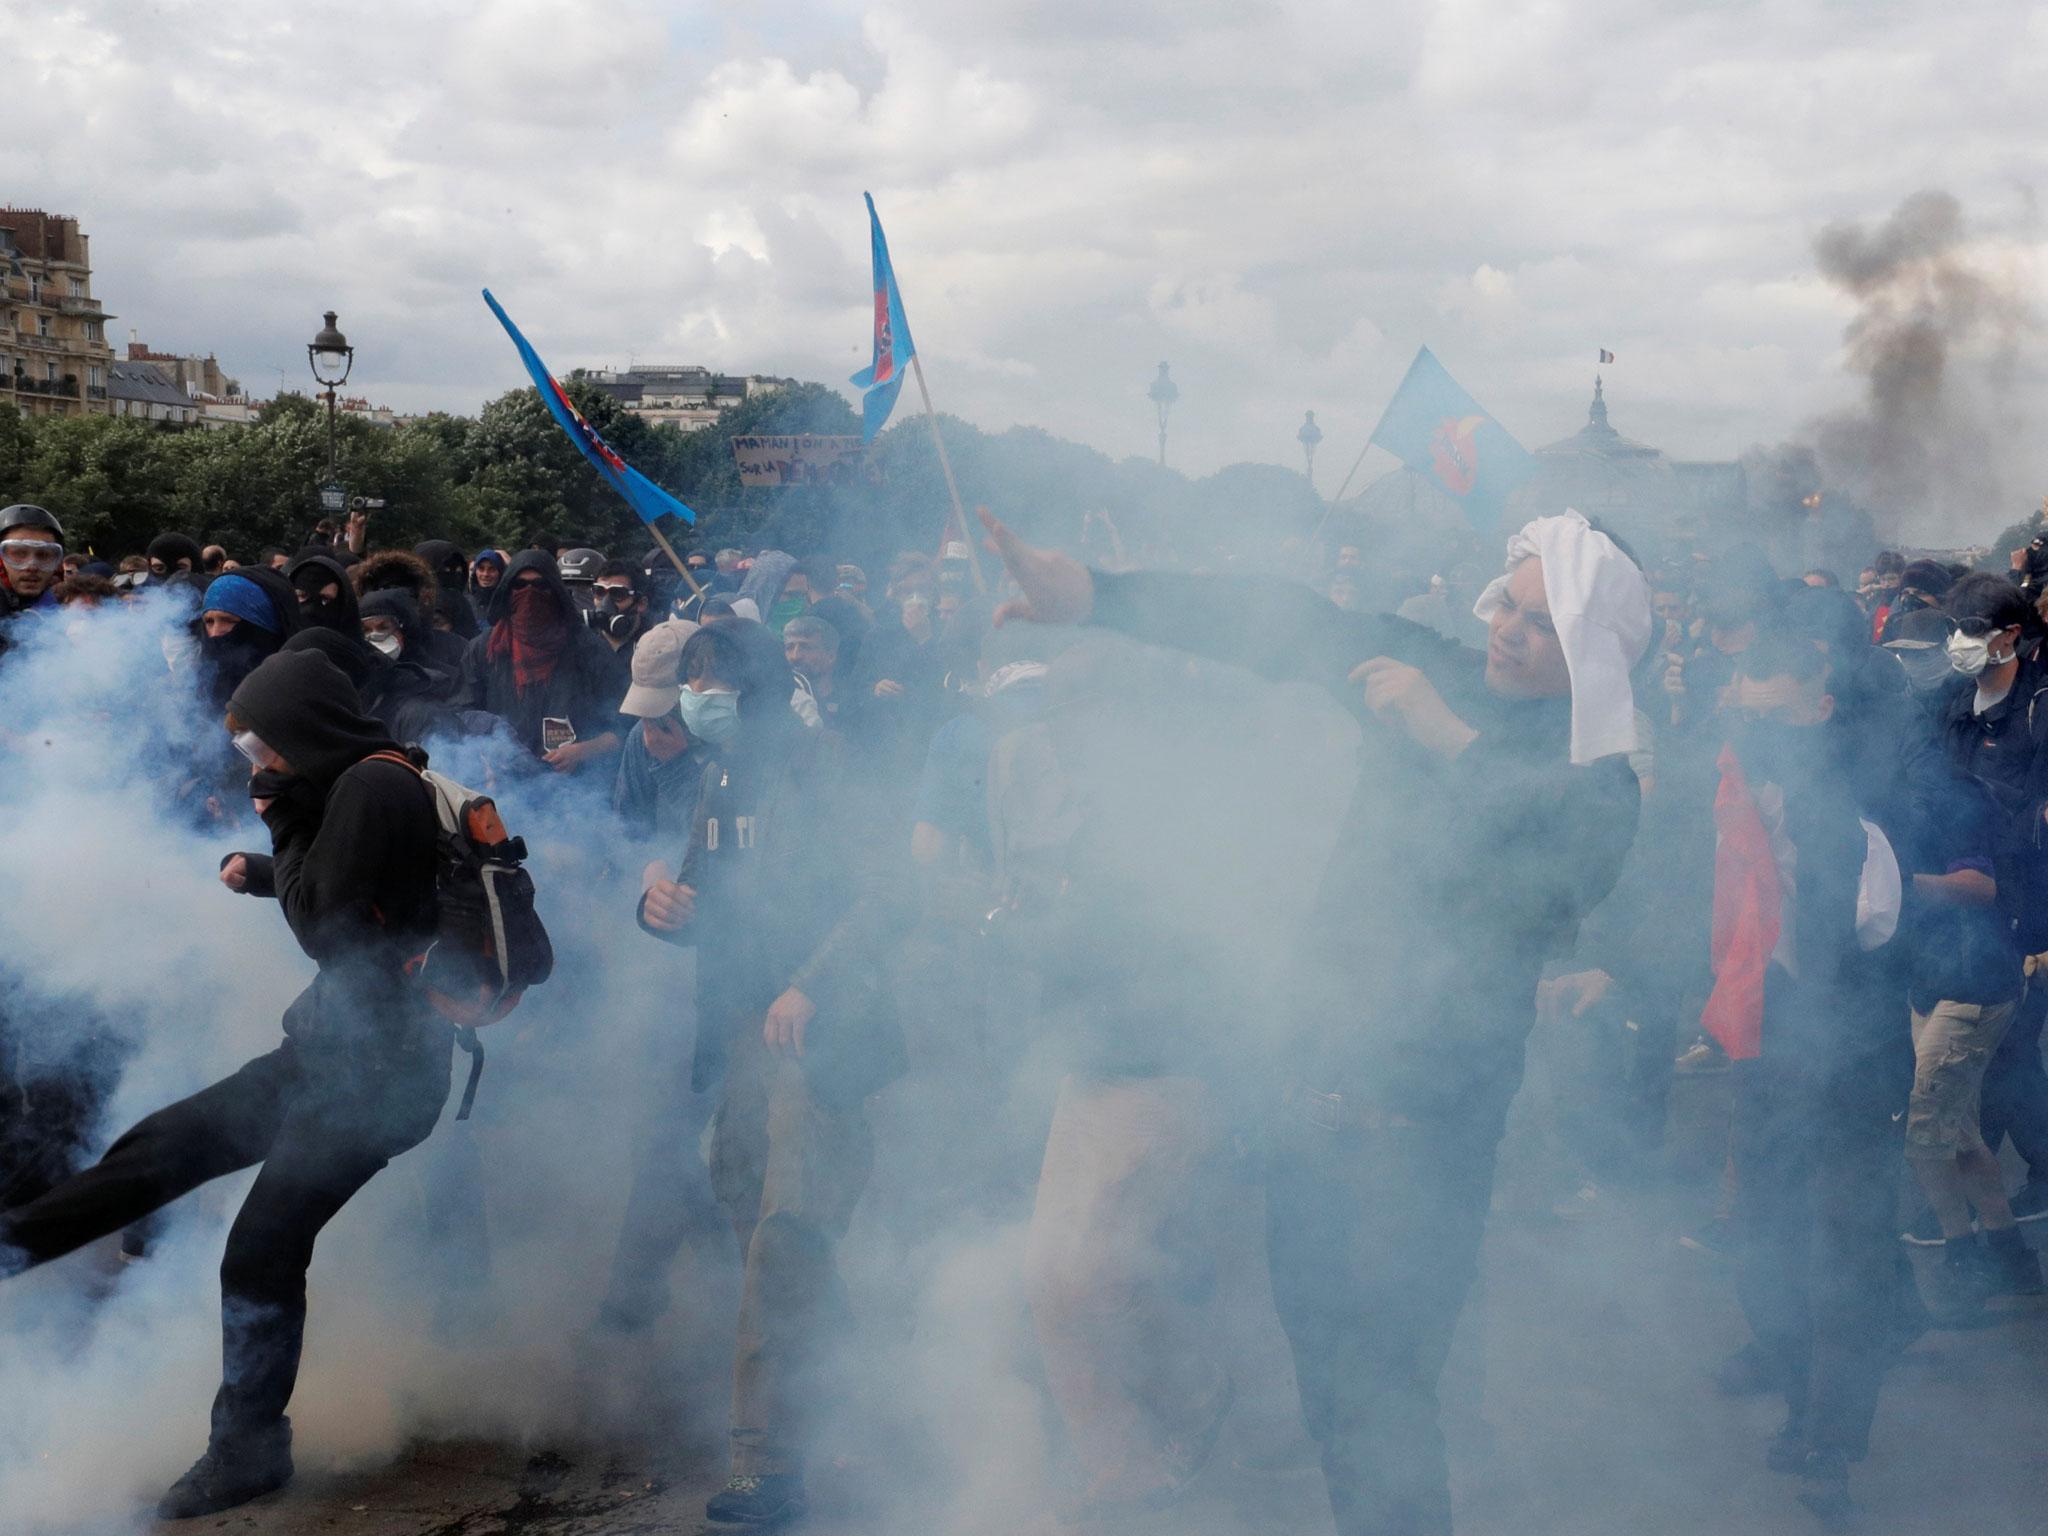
1367 346 1535 530
482 289 696 526
849 192 917 442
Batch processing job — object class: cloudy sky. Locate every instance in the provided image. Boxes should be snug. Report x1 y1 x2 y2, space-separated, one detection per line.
4 0 2044 502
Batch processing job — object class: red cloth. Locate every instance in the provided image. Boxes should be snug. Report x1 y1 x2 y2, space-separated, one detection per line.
1871 602 1891 644
485 585 568 694
1701 747 1781 1062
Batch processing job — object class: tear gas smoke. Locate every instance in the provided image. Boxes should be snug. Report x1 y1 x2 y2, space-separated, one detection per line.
1807 189 2039 543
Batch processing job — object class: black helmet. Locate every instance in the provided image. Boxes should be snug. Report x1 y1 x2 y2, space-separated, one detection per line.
0 503 63 542
558 547 604 584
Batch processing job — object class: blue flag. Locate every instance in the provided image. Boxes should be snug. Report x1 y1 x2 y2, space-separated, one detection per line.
849 192 917 442
1367 346 1535 530
481 289 696 526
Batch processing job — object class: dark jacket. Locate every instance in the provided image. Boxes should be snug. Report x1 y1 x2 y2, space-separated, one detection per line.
225 650 440 1053
457 550 628 757
1086 569 1641 1131
281 624 461 748
638 725 908 1105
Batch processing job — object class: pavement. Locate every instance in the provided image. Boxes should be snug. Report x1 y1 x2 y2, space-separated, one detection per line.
26 1070 2048 1536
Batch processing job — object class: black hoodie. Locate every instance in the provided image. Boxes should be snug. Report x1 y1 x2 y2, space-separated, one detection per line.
282 620 458 747
458 548 627 757
415 541 480 639
226 650 439 1049
286 553 362 635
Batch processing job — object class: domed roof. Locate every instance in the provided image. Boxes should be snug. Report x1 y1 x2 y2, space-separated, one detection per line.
1511 378 1681 535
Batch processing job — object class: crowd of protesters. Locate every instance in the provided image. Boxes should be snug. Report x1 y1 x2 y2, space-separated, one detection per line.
2 490 2046 1533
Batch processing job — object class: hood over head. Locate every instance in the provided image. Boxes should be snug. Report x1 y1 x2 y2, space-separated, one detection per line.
484 548 577 628
354 548 439 605
282 625 383 693
360 586 433 652
414 539 469 584
287 552 363 633
147 532 204 571
737 550 796 611
227 649 400 790
201 569 297 635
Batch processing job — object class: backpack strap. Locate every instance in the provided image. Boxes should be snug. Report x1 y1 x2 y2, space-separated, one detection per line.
362 749 423 776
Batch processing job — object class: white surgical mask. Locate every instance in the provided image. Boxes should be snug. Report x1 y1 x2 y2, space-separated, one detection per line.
367 632 402 658
675 686 740 745
1947 629 2013 677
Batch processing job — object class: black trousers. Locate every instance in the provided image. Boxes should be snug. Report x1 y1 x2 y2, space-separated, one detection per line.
1264 1107 1500 1536
0 1032 450 1446
1981 978 2048 1180
1730 1056 1901 1460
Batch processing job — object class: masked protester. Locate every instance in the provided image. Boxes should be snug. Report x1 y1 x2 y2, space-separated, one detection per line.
280 597 463 745
414 540 480 638
983 508 1647 1536
1882 608 1964 714
458 549 626 772
196 569 301 709
286 552 362 635
0 649 451 1520
589 558 652 654
147 531 206 587
633 619 908 1527
1925 574 2048 1254
353 549 470 674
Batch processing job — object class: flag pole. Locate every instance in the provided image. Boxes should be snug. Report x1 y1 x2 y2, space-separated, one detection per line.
1311 440 1376 542
644 519 706 598
909 353 986 594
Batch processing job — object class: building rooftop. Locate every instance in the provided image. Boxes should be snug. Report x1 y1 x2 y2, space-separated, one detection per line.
108 360 194 410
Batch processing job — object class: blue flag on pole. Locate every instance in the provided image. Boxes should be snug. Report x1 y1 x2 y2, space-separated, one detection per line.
481 289 696 526
849 192 917 442
1367 346 1535 530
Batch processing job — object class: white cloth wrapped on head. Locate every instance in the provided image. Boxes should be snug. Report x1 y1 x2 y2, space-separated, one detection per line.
1471 508 1652 766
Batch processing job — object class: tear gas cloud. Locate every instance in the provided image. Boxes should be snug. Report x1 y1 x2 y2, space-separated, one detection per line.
0 587 1367 1533
1806 189 2040 545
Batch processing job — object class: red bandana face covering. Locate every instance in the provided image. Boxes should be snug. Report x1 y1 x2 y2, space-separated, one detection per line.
487 583 568 693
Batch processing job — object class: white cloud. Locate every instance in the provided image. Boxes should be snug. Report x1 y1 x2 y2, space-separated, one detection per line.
0 0 2042 509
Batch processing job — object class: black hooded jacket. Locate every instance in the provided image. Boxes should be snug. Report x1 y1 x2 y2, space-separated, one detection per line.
1084 569 1641 1133
457 549 627 756
226 650 439 1050
415 541 480 639
287 552 363 635
282 622 459 747
352 549 471 673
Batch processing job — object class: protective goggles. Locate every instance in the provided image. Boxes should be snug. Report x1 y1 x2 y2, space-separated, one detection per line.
594 583 637 606
231 729 288 771
1 539 64 570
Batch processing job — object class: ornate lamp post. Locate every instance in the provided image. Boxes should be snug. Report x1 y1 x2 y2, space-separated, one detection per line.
1147 361 1178 468
306 310 354 486
1297 409 1323 491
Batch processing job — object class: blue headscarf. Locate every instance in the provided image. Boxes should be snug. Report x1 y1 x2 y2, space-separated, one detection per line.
201 573 283 633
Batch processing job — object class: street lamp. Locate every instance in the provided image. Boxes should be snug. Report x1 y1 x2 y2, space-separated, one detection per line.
1147 362 1178 468
306 310 353 483
1297 409 1323 491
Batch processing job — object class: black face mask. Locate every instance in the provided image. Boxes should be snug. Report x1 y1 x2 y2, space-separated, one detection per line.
297 592 351 632
199 628 278 709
